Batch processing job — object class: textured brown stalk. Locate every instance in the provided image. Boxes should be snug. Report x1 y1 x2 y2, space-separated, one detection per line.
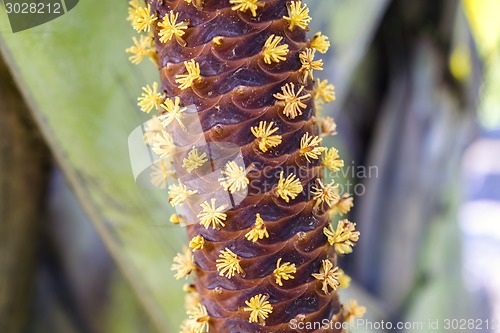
146 0 344 332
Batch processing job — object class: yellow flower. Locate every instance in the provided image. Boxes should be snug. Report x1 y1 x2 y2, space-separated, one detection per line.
150 160 174 189
244 294 273 324
323 219 360 255
273 258 296 286
127 0 142 22
310 32 331 54
245 213 269 242
197 198 228 229
262 34 289 64
311 179 340 209
276 171 303 203
176 60 202 90
216 248 243 279
318 116 337 137
321 147 344 173
299 48 323 81
311 259 340 294
283 1 311 31
251 121 282 152
314 79 336 104
182 146 208 173
329 193 354 217
230 0 265 17
171 247 195 280
138 82 163 113
189 235 205 251
218 161 250 193
170 213 185 225
187 304 210 333
152 130 176 158
299 132 326 162
130 4 157 32
338 269 351 289
159 96 187 128
344 300 366 323
168 179 197 206
274 83 310 119
158 11 188 43
126 35 156 65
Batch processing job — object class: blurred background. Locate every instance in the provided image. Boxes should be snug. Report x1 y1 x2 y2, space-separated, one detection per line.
1 0 499 332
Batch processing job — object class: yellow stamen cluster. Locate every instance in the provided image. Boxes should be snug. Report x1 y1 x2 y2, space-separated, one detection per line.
283 1 311 31
230 0 265 17
138 82 163 113
218 161 250 193
189 235 205 252
176 60 202 90
318 116 337 137
329 194 354 217
262 35 290 64
197 199 228 229
245 213 269 242
172 247 195 280
151 130 175 158
311 259 340 294
311 179 340 209
127 0 142 22
150 160 174 189
158 11 188 44
276 171 303 202
299 48 324 81
310 32 331 54
324 220 360 255
299 132 326 162
126 35 156 65
274 83 310 119
159 96 187 128
130 3 157 33
183 147 208 173
186 304 210 333
321 147 344 173
338 269 352 289
168 179 198 206
251 121 282 152
273 258 296 286
344 300 366 323
314 79 336 104
244 294 273 325
216 248 243 279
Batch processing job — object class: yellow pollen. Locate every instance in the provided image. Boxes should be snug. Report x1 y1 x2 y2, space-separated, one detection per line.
276 171 303 203
216 248 243 279
321 147 344 173
310 32 331 54
344 300 366 323
299 48 324 81
218 161 250 193
230 0 265 17
262 34 289 64
126 35 156 65
158 10 188 44
251 121 282 152
244 294 273 325
314 79 336 104
176 60 202 90
171 247 195 280
311 179 340 210
183 146 208 173
245 213 269 242
318 116 338 137
151 130 176 158
138 82 163 113
324 219 360 255
197 198 228 229
187 303 210 333
159 96 187 128
131 4 157 33
189 235 205 251
299 132 326 162
273 258 296 286
274 83 310 119
168 179 198 206
311 259 340 294
283 1 311 31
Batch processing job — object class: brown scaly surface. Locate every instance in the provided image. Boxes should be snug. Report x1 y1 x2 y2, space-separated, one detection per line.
127 0 363 332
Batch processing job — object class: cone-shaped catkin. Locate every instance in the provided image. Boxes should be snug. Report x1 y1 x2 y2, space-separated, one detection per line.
129 0 363 332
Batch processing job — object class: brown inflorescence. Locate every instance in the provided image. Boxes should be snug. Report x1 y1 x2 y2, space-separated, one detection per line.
127 0 364 332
